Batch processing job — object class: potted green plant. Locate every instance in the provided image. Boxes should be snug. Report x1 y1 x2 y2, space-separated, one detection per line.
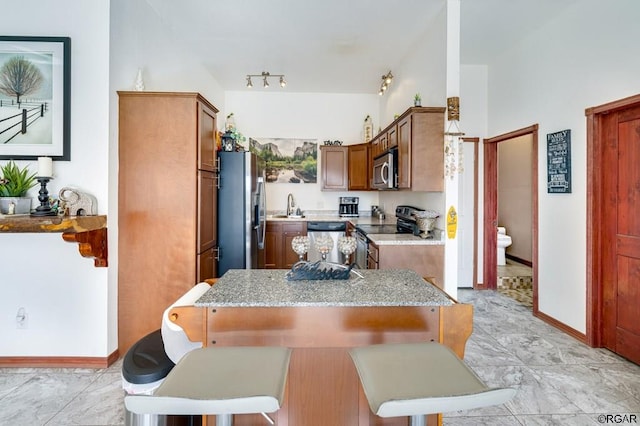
414 93 422 107
0 161 37 214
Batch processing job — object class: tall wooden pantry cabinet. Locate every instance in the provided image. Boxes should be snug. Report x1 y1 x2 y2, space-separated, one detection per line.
118 92 219 354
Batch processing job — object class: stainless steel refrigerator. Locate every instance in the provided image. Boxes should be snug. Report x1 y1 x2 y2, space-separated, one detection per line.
217 151 266 276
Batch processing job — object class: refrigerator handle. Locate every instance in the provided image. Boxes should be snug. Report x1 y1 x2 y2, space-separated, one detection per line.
214 173 220 189
214 156 221 173
256 179 266 249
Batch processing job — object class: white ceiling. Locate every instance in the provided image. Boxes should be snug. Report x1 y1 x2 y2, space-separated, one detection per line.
145 0 578 94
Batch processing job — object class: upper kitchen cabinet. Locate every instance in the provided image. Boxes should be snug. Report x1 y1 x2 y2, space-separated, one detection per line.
320 145 348 191
373 106 446 191
118 91 219 354
348 143 369 190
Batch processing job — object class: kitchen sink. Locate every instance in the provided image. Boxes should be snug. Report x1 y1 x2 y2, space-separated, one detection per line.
268 214 306 219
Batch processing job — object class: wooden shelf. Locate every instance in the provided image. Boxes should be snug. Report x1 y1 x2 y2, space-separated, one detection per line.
0 215 108 267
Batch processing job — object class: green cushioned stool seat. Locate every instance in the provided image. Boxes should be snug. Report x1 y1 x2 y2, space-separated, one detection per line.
349 342 516 425
125 346 291 426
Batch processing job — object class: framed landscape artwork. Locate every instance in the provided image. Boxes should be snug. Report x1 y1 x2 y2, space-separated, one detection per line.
249 137 317 183
0 36 71 160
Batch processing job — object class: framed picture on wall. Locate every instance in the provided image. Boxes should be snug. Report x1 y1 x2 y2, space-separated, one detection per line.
546 129 571 193
0 36 71 160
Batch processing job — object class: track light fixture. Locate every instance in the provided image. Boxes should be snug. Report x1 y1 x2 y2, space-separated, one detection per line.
378 71 393 95
246 71 287 89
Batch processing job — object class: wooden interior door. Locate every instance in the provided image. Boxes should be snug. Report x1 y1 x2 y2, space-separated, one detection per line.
601 104 640 364
482 126 538 312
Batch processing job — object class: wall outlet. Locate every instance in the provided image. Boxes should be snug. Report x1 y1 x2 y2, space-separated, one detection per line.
16 307 28 329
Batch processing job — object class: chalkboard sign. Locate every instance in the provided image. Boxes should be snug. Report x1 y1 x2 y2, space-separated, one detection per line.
547 129 571 193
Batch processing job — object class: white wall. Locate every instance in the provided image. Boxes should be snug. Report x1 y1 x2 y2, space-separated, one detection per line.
0 1 110 356
224 91 381 214
460 65 488 285
381 3 448 124
485 0 640 332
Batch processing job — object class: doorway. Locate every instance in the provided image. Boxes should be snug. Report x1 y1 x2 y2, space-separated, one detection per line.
587 94 640 364
481 125 539 313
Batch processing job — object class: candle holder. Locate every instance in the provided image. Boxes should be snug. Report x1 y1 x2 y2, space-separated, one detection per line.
30 177 56 216
337 236 357 265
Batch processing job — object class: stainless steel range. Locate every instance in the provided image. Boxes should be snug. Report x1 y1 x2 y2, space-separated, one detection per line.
353 205 428 269
356 205 425 235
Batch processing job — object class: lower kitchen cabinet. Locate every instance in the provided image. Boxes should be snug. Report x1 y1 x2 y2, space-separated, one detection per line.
369 242 444 288
265 221 307 268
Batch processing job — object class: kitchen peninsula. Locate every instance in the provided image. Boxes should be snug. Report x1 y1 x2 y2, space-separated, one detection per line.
170 269 472 426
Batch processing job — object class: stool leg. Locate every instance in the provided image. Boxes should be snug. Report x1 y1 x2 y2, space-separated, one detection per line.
216 414 233 426
410 414 426 426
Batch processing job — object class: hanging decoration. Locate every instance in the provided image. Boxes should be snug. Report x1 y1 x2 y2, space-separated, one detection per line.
363 115 373 143
444 96 465 179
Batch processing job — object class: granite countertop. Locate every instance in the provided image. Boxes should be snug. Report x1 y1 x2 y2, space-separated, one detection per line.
368 229 445 246
266 212 444 245
266 211 397 226
195 269 453 308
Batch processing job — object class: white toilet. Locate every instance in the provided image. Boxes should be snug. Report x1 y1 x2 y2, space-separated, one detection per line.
497 227 512 266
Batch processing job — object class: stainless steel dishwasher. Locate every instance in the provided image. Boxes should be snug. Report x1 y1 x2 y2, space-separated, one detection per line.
306 221 346 263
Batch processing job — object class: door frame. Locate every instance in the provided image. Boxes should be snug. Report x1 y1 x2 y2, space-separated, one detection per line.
481 125 539 313
461 137 480 288
585 93 640 347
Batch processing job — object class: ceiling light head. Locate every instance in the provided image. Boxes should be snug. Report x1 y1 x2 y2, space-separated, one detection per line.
378 71 393 95
245 71 286 89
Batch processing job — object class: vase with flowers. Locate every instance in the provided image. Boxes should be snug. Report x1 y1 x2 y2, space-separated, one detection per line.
0 161 37 214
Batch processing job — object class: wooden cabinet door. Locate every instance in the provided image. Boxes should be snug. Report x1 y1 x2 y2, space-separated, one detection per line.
198 171 217 253
387 125 398 149
282 222 306 268
370 138 380 159
197 247 217 282
198 102 217 172
321 146 348 191
411 110 445 192
264 222 280 269
348 143 369 190
283 232 302 268
367 241 379 269
397 114 412 189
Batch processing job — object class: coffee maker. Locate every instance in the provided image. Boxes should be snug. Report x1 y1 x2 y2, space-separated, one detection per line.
339 196 359 217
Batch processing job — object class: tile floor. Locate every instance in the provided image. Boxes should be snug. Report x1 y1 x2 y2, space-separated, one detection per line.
497 259 533 307
1 289 639 425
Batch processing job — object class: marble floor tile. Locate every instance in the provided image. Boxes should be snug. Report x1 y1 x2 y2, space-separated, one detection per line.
0 372 35 399
0 372 97 425
443 415 521 425
476 365 583 416
515 414 601 425
463 330 525 367
529 364 640 414
46 371 125 426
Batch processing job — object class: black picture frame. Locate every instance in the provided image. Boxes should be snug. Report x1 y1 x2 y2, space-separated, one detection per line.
0 36 71 160
546 129 571 193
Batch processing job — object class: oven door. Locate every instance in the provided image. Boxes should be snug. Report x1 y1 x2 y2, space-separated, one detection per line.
372 151 396 190
354 229 368 269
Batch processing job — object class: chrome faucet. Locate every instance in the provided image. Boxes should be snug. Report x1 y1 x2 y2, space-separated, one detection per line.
287 193 295 216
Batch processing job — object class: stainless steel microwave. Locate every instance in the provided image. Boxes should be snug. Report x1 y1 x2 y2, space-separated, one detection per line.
372 150 397 190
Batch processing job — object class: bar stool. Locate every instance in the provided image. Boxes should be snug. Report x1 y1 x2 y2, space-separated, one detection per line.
125 346 291 426
349 342 516 426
